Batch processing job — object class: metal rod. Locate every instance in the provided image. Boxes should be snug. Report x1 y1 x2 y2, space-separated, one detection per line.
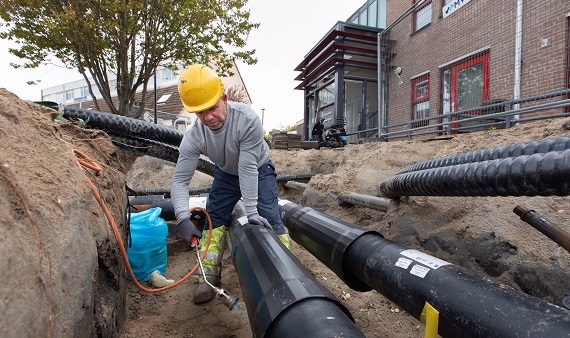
337 192 391 212
283 181 307 191
513 205 570 253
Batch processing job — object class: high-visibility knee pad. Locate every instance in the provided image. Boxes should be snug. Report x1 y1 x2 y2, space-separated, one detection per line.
198 225 227 282
278 233 291 250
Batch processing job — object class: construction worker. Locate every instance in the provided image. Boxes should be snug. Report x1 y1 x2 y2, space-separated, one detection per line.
171 64 291 304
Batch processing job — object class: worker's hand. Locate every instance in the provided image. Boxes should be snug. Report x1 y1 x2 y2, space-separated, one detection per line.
177 218 202 247
247 213 272 230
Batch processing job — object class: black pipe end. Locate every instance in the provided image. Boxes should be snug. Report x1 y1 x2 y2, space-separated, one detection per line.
266 298 365 338
563 296 570 310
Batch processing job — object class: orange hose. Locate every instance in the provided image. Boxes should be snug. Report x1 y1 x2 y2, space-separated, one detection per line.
72 149 212 293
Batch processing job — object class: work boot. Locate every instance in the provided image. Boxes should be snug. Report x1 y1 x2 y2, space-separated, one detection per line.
193 225 227 304
193 276 220 304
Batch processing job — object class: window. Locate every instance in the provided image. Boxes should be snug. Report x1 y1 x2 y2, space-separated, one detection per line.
66 90 74 101
441 52 490 133
411 74 430 128
413 0 431 32
157 93 172 104
346 0 385 28
81 86 89 97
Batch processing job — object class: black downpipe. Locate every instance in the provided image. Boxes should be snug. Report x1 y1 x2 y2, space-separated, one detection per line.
396 136 570 174
227 203 364 338
278 200 570 338
380 150 570 197
63 107 184 146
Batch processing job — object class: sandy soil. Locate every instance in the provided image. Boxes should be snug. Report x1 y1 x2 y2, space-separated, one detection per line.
1 88 567 338
121 116 570 338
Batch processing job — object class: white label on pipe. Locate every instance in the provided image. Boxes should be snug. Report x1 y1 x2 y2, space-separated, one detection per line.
410 264 430 278
188 196 207 209
400 249 450 269
395 257 412 269
237 216 249 225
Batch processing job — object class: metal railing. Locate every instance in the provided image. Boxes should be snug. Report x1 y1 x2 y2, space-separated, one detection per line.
349 89 570 142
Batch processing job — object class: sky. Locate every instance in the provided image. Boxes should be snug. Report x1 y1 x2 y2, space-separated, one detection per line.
0 0 364 131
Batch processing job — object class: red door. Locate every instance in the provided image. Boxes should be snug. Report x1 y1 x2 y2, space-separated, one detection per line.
447 53 490 133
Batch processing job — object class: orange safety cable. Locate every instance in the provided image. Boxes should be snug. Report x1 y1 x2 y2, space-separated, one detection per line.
72 149 212 293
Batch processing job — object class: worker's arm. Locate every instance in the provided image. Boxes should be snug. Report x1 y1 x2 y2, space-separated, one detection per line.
237 111 268 217
171 128 202 223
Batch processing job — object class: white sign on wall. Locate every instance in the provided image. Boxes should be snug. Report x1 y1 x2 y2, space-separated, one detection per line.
442 0 472 18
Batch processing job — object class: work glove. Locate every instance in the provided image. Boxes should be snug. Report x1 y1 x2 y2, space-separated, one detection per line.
247 213 272 230
177 217 202 247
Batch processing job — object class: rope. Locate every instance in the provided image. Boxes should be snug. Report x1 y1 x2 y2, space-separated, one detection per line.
72 149 212 293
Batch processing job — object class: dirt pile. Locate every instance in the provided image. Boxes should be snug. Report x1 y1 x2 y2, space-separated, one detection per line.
0 89 131 337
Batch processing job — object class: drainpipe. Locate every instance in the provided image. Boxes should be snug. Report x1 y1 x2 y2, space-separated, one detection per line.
513 0 523 125
278 200 570 338
227 202 364 338
377 0 428 140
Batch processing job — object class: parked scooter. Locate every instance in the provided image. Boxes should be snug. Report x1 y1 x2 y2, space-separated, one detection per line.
311 118 348 149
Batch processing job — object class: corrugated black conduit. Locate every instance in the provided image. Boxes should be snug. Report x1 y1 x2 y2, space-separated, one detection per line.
129 186 212 198
227 202 364 338
63 107 314 182
63 107 183 146
109 133 180 162
380 149 570 198
278 200 570 338
396 136 570 174
275 173 315 182
109 133 216 176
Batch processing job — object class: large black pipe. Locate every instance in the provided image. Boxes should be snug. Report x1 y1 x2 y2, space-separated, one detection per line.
227 203 364 338
278 200 570 338
380 150 570 197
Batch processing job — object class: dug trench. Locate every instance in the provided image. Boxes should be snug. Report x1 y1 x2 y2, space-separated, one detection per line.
1 88 569 337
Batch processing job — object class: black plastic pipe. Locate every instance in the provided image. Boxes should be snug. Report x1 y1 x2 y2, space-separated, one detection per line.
109 133 216 176
63 106 183 146
276 173 315 183
380 150 570 197
278 200 570 338
396 136 570 174
227 203 364 338
128 186 212 198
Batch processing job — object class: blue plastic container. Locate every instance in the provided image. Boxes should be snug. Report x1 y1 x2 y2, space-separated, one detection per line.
127 207 168 282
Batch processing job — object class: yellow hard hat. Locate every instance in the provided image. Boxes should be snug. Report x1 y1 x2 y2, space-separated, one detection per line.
178 64 224 113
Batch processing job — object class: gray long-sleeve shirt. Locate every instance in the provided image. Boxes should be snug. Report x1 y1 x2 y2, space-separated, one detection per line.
171 101 270 222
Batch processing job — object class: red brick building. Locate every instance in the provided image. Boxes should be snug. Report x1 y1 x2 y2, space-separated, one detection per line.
380 0 570 140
